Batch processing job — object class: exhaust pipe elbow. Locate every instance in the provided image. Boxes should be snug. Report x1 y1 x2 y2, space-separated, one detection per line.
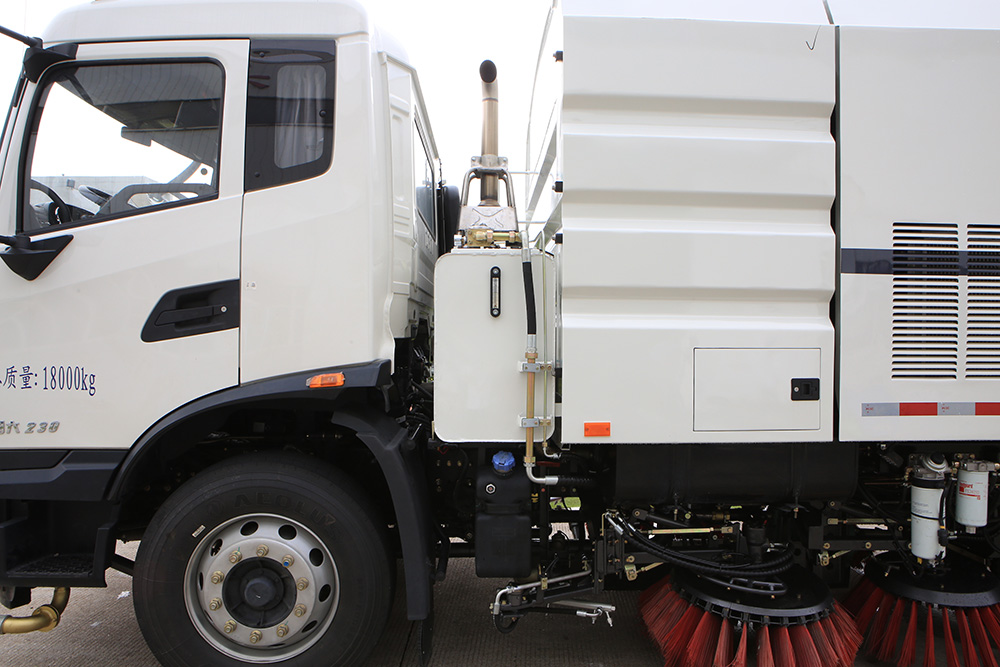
0 587 70 635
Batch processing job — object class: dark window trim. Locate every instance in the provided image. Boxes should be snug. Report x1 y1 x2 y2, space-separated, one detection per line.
245 39 336 192
413 116 437 240
18 57 226 236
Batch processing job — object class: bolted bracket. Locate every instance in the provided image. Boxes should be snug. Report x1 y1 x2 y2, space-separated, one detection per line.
520 416 552 429
519 361 553 374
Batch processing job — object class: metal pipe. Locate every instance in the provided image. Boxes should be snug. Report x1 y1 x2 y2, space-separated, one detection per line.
479 60 499 205
0 587 70 634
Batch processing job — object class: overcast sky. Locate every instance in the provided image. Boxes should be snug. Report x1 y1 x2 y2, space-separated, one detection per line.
0 0 552 195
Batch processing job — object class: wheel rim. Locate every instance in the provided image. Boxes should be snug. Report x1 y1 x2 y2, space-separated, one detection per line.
183 514 340 663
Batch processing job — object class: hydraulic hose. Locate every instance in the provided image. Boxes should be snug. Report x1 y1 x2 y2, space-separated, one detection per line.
609 514 794 578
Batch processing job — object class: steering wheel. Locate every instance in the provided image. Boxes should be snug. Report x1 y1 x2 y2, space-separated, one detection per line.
78 185 112 207
29 179 72 225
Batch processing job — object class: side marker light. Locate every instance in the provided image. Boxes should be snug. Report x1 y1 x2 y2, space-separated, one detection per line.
307 372 345 388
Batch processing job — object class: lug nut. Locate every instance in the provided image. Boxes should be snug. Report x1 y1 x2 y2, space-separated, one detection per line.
249 630 262 644
229 550 243 564
256 545 269 557
276 624 289 638
211 571 225 585
296 578 309 591
294 604 307 617
209 598 223 611
223 620 236 634
282 555 295 568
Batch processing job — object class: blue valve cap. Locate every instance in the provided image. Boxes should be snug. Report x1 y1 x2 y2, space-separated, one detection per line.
492 451 516 474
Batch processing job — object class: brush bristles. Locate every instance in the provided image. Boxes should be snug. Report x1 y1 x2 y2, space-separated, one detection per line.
640 574 673 609
729 624 748 667
983 607 1000 649
772 626 796 667
925 605 936 667
897 601 920 667
831 602 863 654
855 587 887 635
808 618 837 667
662 606 705 667
758 625 775 667
641 579 870 667
968 609 998 667
867 592 899 655
822 617 851 667
644 589 689 647
684 611 721 667
844 576 878 616
713 617 734 667
956 610 982 667
791 624 822 667
876 597 907 662
944 608 961 667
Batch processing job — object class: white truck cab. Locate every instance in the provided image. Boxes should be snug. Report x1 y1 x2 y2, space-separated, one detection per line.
0 1 445 664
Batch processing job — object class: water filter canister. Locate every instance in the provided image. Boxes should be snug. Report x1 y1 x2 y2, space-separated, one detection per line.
956 460 991 529
910 467 946 561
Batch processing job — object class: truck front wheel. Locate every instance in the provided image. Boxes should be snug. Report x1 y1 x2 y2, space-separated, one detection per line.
133 452 393 666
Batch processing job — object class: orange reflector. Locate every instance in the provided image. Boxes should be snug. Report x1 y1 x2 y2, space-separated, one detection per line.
584 422 611 437
307 372 345 388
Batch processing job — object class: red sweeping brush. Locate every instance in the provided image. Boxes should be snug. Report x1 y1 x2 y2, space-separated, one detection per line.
830 603 864 663
969 609 998 667
640 568 863 667
956 610 981 667
790 624 822 667
684 611 722 667
925 606 936 667
758 625 775 667
876 597 908 663
730 624 748 667
897 601 920 667
844 576 878 615
661 605 705 667
807 617 836 667
866 591 900 654
943 608 961 667
712 617 734 667
771 626 795 667
845 557 1000 667
820 616 851 667
854 586 888 635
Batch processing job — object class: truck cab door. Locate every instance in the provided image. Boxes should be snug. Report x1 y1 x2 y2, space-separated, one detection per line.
0 39 248 451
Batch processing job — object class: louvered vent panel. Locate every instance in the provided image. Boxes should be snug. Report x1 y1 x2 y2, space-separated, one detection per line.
892 223 959 379
966 224 1000 378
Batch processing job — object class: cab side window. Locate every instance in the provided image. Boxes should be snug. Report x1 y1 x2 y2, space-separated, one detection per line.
22 61 223 232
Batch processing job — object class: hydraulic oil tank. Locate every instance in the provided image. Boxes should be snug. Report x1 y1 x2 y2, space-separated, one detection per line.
433 248 555 443
475 451 532 577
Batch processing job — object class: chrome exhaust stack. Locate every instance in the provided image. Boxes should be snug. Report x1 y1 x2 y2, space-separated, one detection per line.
456 60 518 248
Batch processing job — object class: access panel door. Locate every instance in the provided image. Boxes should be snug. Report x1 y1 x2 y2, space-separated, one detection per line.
0 39 248 451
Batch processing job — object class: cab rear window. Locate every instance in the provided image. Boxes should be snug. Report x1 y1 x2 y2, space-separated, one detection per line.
245 40 336 191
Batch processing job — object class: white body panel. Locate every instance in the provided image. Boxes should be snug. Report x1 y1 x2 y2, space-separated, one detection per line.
532 1 836 444
0 39 248 449
434 250 555 443
833 6 1000 441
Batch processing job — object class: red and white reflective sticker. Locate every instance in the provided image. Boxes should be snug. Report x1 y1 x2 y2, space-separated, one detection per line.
862 402 1000 416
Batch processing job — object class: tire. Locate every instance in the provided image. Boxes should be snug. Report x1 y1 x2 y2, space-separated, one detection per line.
133 452 393 666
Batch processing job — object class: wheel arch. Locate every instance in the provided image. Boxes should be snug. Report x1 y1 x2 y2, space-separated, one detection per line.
109 360 434 621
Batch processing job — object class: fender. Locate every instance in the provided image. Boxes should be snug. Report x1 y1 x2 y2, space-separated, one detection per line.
330 409 434 621
108 359 435 620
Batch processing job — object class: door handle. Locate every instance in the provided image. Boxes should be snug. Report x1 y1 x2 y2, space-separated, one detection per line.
142 280 239 342
154 304 229 326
